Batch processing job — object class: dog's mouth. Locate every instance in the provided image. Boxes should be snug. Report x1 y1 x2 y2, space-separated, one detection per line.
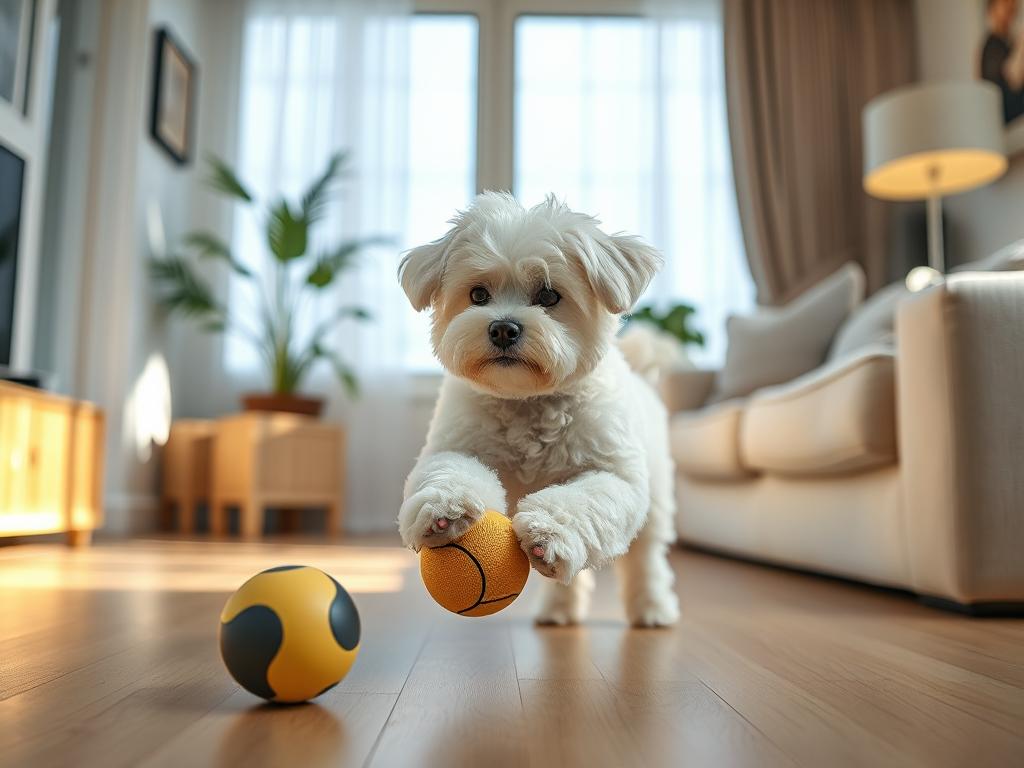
469 353 549 383
490 355 522 368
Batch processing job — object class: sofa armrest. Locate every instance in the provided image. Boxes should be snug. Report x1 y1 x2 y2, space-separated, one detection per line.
896 273 1024 603
658 368 718 414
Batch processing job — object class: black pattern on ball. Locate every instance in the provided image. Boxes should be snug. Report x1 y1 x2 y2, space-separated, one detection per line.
219 605 283 700
328 576 360 651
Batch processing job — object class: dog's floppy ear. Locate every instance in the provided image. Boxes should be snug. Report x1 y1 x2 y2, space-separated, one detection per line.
398 229 456 311
578 233 663 314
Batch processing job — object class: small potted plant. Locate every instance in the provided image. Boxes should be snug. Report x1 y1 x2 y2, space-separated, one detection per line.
628 303 706 349
620 302 705 381
151 152 383 416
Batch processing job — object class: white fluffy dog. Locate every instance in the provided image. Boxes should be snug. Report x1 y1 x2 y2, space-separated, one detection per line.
397 192 679 627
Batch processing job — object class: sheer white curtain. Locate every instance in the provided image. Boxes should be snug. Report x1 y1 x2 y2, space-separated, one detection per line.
228 0 412 376
516 0 753 363
228 0 422 532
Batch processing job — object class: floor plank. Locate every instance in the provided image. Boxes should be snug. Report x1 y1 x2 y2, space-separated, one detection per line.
139 689 398 768
367 621 527 768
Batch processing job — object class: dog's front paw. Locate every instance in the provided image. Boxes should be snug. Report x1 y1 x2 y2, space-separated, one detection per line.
512 498 587 584
398 486 485 550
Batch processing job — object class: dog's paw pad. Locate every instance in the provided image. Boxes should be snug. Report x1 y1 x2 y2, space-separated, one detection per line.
524 540 561 579
422 506 478 543
402 488 486 548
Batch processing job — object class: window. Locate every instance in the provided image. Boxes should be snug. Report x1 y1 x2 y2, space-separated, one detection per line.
515 13 753 364
403 14 479 370
226 4 750 377
228 11 478 374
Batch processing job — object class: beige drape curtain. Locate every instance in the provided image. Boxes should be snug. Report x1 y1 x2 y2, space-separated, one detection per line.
724 0 917 305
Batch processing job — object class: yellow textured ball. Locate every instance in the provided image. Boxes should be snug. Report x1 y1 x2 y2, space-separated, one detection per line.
419 510 530 617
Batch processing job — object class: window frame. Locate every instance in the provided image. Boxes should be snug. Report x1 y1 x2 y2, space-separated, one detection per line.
414 0 647 195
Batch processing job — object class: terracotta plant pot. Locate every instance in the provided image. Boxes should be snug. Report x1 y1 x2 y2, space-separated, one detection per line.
241 392 324 417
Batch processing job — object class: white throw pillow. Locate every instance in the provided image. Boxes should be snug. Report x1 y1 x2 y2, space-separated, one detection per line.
714 262 865 401
829 280 907 361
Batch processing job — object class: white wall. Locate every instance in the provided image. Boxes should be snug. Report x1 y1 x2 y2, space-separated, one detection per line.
37 0 208 533
913 0 1024 264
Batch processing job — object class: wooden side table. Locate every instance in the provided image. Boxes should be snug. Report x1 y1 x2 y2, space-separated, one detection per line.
209 412 345 539
160 419 215 533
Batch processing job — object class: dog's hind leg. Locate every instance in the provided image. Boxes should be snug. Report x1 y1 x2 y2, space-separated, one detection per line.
616 461 679 627
534 569 594 626
616 523 678 627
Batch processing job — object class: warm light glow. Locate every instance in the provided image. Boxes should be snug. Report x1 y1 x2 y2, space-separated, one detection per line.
0 542 415 594
127 353 172 462
864 148 1007 201
0 510 63 535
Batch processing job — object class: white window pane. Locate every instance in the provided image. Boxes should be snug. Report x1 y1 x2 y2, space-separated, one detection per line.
515 15 753 364
402 14 478 371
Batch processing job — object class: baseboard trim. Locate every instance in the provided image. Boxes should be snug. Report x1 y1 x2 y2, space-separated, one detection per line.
917 595 1024 618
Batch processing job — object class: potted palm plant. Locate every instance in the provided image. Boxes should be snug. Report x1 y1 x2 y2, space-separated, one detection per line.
151 152 382 416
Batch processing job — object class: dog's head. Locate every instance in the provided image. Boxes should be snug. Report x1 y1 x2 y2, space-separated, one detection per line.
399 192 661 398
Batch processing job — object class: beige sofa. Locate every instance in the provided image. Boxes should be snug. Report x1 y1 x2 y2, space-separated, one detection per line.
663 268 1024 611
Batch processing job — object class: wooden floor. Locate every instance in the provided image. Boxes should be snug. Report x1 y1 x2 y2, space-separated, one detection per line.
2 538 1023 768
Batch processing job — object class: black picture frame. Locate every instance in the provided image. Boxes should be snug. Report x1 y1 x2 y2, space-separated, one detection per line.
149 27 197 165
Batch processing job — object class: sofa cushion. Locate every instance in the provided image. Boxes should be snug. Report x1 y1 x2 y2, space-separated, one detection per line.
952 239 1024 273
670 400 755 481
714 262 865 402
741 348 896 477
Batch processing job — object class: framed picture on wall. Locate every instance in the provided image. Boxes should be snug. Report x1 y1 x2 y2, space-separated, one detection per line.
0 0 34 113
149 27 197 165
978 0 1024 154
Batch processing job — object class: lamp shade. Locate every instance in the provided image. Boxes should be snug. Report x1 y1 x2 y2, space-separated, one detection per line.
863 81 1007 201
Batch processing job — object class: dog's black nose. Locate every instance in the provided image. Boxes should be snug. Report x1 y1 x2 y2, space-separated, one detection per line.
488 319 523 350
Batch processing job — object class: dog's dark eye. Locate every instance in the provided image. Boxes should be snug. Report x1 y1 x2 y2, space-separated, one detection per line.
469 286 491 305
534 287 561 308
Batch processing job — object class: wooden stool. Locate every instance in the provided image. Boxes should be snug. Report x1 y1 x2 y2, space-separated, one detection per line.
160 420 215 533
210 412 345 539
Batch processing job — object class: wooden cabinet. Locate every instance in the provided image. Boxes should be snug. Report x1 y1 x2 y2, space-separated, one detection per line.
209 413 344 539
160 419 215 533
0 381 105 545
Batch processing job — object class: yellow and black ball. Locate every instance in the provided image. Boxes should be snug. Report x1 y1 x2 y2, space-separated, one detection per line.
219 565 360 703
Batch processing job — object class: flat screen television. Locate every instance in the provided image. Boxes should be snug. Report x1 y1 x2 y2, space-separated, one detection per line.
0 142 24 366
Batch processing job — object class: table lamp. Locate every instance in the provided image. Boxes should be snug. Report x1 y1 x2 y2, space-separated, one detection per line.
863 81 1007 289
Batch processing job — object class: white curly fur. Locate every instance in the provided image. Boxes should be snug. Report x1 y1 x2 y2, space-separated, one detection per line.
397 192 679 627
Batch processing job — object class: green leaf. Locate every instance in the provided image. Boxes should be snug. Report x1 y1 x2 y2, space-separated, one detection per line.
312 344 360 398
627 302 705 348
301 151 349 224
184 231 253 277
305 237 392 288
305 242 361 287
267 201 308 262
205 155 253 202
149 256 223 319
